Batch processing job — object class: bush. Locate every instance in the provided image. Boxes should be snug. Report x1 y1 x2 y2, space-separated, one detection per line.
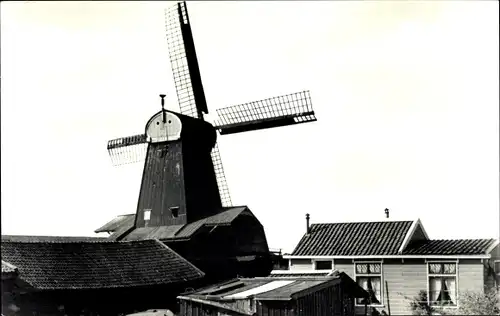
405 290 440 316
456 289 500 315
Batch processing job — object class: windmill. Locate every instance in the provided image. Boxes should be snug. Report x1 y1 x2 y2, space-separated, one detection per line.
106 1 317 229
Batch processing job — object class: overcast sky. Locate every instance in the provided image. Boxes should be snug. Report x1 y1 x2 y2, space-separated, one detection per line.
1 1 498 253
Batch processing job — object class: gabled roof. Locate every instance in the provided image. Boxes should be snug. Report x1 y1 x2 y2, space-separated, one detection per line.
288 219 497 258
99 206 251 242
291 220 413 256
403 239 498 255
1 239 204 290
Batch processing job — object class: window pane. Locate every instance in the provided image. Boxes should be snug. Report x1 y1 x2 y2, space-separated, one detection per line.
290 259 311 266
369 263 381 274
429 277 442 303
495 262 500 273
356 276 381 305
315 260 332 270
429 276 457 306
429 263 442 274
356 264 368 274
443 263 456 274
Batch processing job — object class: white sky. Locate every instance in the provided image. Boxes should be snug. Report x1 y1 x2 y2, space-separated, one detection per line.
1 1 499 253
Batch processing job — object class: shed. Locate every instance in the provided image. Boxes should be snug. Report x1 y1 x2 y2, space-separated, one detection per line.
177 272 368 316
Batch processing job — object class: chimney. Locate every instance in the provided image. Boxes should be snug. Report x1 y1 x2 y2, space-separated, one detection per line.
306 213 311 234
385 208 389 219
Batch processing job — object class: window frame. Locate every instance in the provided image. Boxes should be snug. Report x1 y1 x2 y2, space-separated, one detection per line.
426 260 459 308
313 259 334 271
354 260 384 307
494 260 500 289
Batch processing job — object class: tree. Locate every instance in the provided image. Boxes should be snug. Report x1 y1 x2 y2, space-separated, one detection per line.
456 289 500 315
405 290 441 316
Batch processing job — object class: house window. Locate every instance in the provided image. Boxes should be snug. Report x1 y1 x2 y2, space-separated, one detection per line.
290 259 311 266
355 262 382 305
428 262 457 306
315 260 332 270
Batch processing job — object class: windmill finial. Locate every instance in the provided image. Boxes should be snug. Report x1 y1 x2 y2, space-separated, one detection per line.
160 94 167 123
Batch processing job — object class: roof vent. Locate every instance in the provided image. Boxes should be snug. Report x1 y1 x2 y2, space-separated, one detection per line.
385 208 389 219
306 213 311 234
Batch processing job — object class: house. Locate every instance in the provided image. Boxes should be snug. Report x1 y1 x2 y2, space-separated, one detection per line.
1 237 204 316
177 272 369 316
279 215 499 315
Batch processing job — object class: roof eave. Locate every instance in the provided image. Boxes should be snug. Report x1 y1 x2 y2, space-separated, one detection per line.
284 254 491 259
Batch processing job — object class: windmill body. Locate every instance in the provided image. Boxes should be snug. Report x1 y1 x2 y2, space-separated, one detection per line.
98 1 317 283
136 109 222 228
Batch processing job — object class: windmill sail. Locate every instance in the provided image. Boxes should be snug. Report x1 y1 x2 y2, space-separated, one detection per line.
165 1 233 206
165 1 208 119
213 91 316 135
107 134 148 166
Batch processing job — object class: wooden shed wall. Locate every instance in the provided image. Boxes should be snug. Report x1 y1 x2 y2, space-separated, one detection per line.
179 300 249 316
294 283 356 316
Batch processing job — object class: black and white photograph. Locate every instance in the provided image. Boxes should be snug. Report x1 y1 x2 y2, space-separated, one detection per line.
1 1 499 315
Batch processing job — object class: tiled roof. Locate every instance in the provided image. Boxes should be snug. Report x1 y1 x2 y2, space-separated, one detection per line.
1 260 18 274
291 221 413 256
95 214 135 233
403 239 497 255
1 239 204 290
1 235 107 242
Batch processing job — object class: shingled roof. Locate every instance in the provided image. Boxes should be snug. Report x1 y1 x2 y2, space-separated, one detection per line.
1 239 204 290
289 219 498 257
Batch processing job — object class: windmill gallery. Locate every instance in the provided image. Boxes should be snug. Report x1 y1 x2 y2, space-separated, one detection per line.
0 2 367 316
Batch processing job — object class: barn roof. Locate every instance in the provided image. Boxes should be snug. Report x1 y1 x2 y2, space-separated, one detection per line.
97 206 251 241
289 219 497 257
1 239 204 290
179 272 367 303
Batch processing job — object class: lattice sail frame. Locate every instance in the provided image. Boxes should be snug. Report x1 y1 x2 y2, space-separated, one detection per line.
165 1 233 207
213 91 316 135
164 2 199 119
107 134 148 166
